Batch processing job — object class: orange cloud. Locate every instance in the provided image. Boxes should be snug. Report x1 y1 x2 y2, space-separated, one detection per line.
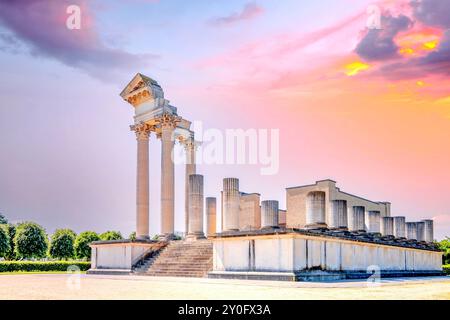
396 28 442 57
345 61 371 76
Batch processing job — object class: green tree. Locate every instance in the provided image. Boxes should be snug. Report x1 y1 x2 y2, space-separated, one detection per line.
438 237 450 264
0 213 7 224
99 231 123 241
0 225 10 258
4 224 16 260
128 232 136 241
14 222 48 259
74 231 100 260
49 229 76 260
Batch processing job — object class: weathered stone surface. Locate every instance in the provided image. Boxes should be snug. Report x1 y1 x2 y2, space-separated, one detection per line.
206 197 217 237
187 174 205 239
261 200 279 229
349 206 365 232
393 216 406 238
222 178 240 231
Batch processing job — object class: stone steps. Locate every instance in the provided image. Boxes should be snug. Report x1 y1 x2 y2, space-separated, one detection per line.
133 240 213 278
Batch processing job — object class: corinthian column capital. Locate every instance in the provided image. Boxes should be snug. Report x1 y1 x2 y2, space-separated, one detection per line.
158 113 181 129
131 122 153 140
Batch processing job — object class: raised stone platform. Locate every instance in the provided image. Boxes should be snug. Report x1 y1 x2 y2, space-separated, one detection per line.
209 228 443 282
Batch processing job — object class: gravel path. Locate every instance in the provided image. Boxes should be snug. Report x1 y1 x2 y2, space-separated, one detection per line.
0 274 449 300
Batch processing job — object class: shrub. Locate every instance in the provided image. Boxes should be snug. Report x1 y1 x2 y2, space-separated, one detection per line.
14 222 48 259
74 231 100 260
128 232 136 241
443 265 450 275
0 261 90 272
49 229 76 260
99 231 123 241
4 224 16 260
0 225 10 258
0 213 7 224
444 250 450 265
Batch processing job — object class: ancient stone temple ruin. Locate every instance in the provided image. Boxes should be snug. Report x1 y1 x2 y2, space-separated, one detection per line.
88 74 443 281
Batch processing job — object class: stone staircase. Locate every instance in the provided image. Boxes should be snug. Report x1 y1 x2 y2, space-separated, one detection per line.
133 240 213 278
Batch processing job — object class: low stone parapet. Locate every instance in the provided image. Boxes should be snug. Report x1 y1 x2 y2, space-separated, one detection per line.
87 240 167 275
209 229 443 281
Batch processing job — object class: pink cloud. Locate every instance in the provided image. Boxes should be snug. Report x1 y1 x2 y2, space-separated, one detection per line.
199 11 364 70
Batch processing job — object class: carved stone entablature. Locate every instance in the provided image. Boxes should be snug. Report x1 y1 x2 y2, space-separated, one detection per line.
120 73 164 108
130 122 154 140
127 89 151 107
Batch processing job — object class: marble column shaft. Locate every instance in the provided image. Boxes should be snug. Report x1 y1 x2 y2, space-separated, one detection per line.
381 217 394 236
416 221 425 242
330 200 348 229
406 222 418 240
422 219 434 243
366 211 381 234
222 178 240 231
206 197 217 237
160 118 176 236
133 123 151 240
184 139 196 235
188 174 204 237
393 216 406 238
261 200 279 229
305 192 327 228
349 206 365 232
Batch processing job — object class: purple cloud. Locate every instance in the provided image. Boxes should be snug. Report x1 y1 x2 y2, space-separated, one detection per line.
0 0 158 82
411 0 450 28
209 2 264 27
355 1 450 80
355 14 413 61
377 29 450 80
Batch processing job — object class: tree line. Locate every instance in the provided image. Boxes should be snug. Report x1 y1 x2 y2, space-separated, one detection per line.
0 213 132 260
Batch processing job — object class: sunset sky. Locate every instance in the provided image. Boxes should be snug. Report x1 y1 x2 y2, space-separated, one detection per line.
0 0 449 239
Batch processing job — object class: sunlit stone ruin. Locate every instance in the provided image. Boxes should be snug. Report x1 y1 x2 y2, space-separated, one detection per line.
88 74 443 281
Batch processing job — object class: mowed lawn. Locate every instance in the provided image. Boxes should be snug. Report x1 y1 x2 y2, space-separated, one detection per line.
0 274 449 300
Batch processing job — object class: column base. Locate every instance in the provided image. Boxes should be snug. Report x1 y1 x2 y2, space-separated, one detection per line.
159 233 177 241
136 235 150 241
304 223 328 230
186 233 206 241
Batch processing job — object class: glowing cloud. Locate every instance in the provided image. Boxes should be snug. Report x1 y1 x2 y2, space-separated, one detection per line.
345 61 370 76
396 30 441 57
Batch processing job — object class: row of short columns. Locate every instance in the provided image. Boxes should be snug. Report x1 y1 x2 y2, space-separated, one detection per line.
222 178 282 232
304 192 433 242
186 176 220 239
187 177 434 243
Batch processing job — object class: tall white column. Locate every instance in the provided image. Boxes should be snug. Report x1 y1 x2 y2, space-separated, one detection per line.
160 114 178 237
132 123 152 240
187 174 205 240
261 200 279 229
222 178 240 231
206 197 217 237
184 137 196 236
